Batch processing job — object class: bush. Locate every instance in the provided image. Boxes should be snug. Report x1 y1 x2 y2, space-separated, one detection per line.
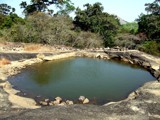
73 32 103 48
119 22 138 34
4 12 104 48
114 33 141 49
7 12 77 45
0 13 25 29
137 41 160 56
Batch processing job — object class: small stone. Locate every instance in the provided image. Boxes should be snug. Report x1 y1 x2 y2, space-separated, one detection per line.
39 101 48 106
66 100 74 105
44 99 50 102
83 98 89 104
52 100 60 105
55 96 62 103
79 96 85 102
59 102 67 106
49 102 53 106
129 60 134 64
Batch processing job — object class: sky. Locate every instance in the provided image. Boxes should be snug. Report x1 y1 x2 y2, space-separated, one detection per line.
0 0 154 22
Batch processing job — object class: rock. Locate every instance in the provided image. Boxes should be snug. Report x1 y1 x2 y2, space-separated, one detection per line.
39 101 48 106
95 54 101 58
121 57 129 62
151 64 160 71
3 81 12 89
44 99 50 103
79 96 85 102
36 53 45 60
59 102 67 106
66 100 74 105
153 71 160 78
103 55 110 59
133 59 139 64
142 61 151 68
55 96 62 103
83 98 89 104
158 77 160 82
109 54 119 59
51 100 60 105
100 55 103 59
49 102 53 106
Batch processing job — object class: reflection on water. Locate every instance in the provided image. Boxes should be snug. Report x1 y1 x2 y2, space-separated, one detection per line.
9 57 156 104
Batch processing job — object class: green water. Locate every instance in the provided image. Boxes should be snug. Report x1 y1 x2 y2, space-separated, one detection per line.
9 57 155 104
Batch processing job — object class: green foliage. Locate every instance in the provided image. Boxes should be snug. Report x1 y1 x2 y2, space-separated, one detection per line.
0 13 25 29
137 41 160 56
4 12 103 48
137 0 160 41
0 14 6 26
20 0 75 16
137 14 160 41
56 0 75 15
145 0 160 15
119 22 138 34
74 2 120 47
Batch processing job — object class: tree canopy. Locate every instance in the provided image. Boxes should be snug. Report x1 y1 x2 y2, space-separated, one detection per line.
20 0 75 16
137 0 160 41
74 2 120 47
0 3 15 15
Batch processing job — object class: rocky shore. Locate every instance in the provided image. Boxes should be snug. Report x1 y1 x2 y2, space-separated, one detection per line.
0 47 160 119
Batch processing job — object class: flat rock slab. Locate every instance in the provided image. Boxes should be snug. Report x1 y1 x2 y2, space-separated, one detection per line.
0 87 11 114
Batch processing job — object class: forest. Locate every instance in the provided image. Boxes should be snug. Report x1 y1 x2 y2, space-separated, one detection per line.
0 0 159 55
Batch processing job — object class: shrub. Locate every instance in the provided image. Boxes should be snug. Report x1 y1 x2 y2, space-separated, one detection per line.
114 33 141 49
119 22 138 34
73 32 103 48
137 41 160 56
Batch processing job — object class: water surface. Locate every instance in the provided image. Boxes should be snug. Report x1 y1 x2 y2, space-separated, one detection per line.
9 57 155 104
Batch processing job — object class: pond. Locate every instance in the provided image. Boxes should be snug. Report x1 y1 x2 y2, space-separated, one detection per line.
9 57 155 104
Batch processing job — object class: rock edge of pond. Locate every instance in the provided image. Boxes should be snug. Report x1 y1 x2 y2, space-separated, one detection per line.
0 50 160 120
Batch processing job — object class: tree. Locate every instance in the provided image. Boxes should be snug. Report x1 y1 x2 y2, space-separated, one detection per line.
0 3 15 15
145 0 160 15
20 0 75 16
74 2 120 47
137 0 160 41
0 14 25 29
0 3 18 28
